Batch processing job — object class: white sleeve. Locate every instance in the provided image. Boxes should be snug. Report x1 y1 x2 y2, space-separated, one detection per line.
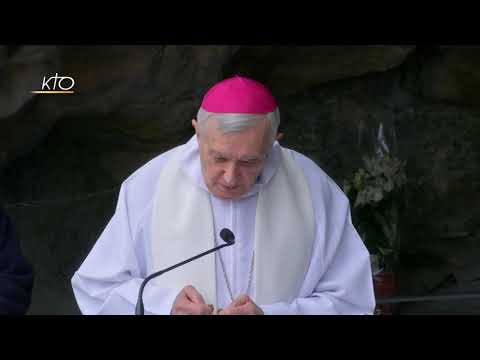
71 184 182 315
261 206 376 315
261 215 375 315
260 155 376 315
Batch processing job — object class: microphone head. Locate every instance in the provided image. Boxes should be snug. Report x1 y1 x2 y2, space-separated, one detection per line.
220 228 235 245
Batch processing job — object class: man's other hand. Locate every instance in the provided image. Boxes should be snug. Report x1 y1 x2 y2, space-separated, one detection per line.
217 294 264 315
171 285 214 315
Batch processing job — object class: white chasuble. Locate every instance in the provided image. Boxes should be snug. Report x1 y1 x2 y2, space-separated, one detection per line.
150 145 315 308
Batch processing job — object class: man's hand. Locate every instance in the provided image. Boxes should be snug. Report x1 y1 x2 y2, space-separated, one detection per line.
217 294 264 315
171 285 214 315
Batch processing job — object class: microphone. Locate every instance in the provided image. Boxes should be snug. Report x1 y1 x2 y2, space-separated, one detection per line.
219 228 235 245
135 228 235 315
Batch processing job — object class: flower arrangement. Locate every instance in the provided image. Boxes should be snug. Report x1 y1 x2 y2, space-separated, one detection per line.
343 124 407 273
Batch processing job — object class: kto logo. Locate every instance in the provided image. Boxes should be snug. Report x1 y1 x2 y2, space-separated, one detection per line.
31 73 75 94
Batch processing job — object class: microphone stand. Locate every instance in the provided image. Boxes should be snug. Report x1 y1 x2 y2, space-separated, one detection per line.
135 231 235 315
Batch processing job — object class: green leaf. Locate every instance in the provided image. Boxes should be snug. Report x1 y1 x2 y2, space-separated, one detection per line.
377 247 394 256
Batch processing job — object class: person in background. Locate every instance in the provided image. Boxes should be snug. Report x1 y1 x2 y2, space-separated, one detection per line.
0 205 34 314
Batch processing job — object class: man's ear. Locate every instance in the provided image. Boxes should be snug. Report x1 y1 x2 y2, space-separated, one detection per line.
192 119 199 136
276 132 284 142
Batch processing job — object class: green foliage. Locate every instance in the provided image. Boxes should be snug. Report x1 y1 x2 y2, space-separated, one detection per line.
344 153 407 272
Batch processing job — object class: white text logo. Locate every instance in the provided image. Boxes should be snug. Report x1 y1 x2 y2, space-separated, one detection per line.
31 73 75 94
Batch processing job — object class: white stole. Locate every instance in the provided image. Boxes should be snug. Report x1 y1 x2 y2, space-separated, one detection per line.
150 144 315 307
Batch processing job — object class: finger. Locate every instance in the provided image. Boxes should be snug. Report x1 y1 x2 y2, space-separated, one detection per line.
232 294 251 307
217 303 236 315
218 308 232 315
183 285 206 304
189 303 213 315
204 304 214 315
171 303 191 315
219 307 244 315
230 304 255 315
231 300 264 315
171 309 189 315
174 302 212 315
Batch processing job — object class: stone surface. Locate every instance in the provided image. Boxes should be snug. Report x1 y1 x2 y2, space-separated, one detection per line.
0 45 8 67
421 46 480 107
0 46 60 168
226 45 415 96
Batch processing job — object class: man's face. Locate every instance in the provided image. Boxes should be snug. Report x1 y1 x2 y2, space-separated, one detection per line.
193 117 272 200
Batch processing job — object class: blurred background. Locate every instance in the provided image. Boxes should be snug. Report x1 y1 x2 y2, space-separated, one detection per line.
0 45 479 314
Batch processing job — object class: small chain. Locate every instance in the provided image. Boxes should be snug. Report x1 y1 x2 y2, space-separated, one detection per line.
216 239 255 302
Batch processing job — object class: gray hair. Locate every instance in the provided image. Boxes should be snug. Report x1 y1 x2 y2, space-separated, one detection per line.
196 107 280 142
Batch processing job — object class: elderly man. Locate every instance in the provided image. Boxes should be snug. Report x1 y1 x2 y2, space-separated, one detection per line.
71 76 375 315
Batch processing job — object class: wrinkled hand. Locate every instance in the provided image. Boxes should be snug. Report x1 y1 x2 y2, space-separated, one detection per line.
171 285 214 315
217 294 264 315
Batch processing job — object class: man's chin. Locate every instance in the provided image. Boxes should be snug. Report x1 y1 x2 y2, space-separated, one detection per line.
211 186 244 200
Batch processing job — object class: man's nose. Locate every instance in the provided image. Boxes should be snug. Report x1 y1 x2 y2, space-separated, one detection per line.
223 162 238 186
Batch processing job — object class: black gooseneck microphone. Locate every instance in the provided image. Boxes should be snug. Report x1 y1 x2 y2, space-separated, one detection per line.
135 228 235 315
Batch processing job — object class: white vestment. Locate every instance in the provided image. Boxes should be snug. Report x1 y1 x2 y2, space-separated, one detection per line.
71 136 376 315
